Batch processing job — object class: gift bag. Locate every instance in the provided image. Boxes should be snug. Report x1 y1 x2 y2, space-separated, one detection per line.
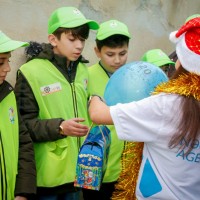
74 125 111 190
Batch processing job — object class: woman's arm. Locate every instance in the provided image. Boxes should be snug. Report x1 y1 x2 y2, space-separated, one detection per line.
88 96 114 125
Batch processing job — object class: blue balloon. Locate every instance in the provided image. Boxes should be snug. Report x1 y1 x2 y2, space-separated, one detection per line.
104 61 168 106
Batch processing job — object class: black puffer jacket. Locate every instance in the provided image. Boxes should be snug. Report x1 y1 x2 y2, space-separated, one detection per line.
0 81 36 199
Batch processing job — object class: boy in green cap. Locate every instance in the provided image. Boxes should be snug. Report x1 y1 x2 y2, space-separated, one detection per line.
14 7 99 200
83 19 131 200
0 31 36 199
141 49 175 78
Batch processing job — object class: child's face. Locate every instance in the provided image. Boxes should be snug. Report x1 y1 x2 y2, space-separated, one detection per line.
160 64 175 78
50 31 86 62
95 44 128 74
0 52 11 85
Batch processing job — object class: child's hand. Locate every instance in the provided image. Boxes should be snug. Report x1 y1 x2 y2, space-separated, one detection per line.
15 196 27 200
59 118 89 137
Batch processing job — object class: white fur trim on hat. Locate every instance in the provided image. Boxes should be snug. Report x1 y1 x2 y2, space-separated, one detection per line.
169 31 179 43
175 34 200 75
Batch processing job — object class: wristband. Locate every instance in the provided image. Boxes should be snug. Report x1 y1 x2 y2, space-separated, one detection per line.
88 95 104 108
59 125 64 135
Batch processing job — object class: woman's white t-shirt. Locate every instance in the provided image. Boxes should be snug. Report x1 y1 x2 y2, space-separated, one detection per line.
110 93 200 200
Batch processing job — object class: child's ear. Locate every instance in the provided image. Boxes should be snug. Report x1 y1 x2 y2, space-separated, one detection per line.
94 46 101 58
175 59 181 70
48 34 57 47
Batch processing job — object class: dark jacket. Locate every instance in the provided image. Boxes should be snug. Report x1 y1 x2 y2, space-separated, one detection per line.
0 81 36 199
14 42 89 195
15 42 89 142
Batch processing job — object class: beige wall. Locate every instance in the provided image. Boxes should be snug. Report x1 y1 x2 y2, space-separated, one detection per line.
1 0 200 86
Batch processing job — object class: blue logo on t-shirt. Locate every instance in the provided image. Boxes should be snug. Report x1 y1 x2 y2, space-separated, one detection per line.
139 159 162 197
176 138 200 162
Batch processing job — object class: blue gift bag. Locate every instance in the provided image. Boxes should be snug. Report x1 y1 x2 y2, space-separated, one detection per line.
74 125 111 190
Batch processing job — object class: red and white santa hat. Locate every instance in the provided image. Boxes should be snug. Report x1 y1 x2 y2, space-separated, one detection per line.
170 17 200 74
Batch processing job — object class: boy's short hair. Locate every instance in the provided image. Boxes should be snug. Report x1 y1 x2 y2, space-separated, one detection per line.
52 24 90 40
95 20 130 50
48 7 99 34
96 34 130 50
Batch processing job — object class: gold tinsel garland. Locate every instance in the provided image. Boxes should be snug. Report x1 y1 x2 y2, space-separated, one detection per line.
111 73 200 200
153 73 200 100
112 142 143 200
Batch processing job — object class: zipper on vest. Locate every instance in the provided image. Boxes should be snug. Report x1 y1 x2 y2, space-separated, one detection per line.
67 62 73 83
70 83 81 149
99 61 112 78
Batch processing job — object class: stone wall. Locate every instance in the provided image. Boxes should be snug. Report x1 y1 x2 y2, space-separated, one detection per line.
1 0 200 85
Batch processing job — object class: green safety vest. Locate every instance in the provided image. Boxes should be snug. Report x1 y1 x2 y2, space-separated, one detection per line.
88 63 124 182
0 91 19 200
20 59 90 187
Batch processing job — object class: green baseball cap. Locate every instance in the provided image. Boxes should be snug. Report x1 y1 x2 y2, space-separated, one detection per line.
48 7 99 34
96 20 131 40
0 31 29 53
185 14 200 23
141 49 175 67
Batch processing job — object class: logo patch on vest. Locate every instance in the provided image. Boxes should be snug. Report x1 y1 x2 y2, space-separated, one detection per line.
83 78 88 90
8 107 15 124
40 82 62 96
